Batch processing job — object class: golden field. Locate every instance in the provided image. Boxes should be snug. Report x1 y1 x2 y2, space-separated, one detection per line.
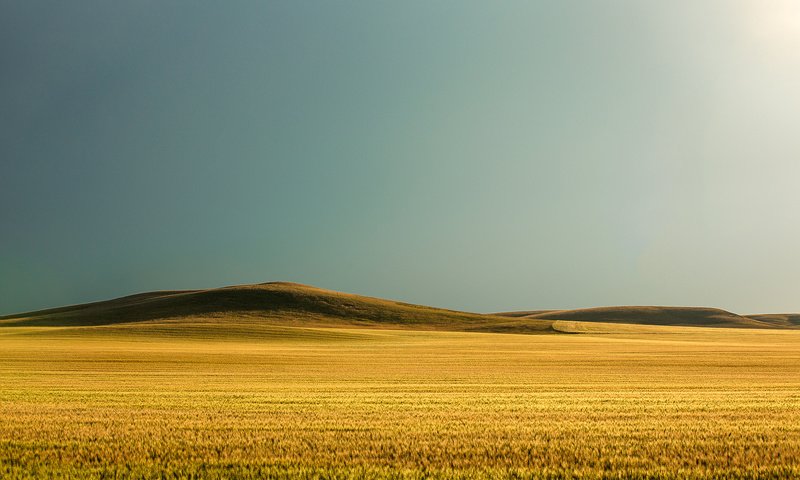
1 319 800 479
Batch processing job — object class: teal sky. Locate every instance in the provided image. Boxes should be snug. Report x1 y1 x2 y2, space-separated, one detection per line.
2 1 800 315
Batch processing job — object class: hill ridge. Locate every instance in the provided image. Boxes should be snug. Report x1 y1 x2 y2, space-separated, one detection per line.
0 282 555 334
495 305 794 329
3 283 797 332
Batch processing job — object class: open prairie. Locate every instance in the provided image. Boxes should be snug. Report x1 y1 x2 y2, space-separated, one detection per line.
2 317 800 479
7 0 800 477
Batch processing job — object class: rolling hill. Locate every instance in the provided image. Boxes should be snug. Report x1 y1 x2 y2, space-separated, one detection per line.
3 282 797 334
745 313 800 328
495 306 797 329
0 282 554 334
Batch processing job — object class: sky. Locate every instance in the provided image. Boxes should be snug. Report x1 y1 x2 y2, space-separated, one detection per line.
2 1 800 315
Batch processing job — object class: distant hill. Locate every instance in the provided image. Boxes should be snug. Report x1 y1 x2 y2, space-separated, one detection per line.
0 282 554 334
495 306 795 329
744 313 800 329
3 283 797 334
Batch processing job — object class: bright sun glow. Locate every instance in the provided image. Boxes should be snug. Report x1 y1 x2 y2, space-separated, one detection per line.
746 0 800 49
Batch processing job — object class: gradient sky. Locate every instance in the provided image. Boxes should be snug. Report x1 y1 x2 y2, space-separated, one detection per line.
2 1 800 315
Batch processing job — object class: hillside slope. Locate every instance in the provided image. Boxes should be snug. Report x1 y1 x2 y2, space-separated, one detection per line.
745 313 800 329
4 283 796 334
496 306 787 329
0 282 554 334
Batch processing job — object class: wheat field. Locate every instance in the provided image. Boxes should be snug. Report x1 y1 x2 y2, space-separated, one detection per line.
2 321 800 479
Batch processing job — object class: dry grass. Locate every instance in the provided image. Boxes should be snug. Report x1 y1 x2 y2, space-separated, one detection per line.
2 320 800 479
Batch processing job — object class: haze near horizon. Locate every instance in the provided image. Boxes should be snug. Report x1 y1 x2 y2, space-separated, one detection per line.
2 1 800 315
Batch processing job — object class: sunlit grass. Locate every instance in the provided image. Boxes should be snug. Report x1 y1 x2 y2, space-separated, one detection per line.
1 322 799 478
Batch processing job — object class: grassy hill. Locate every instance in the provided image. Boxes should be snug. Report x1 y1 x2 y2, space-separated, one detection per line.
0 282 555 334
745 313 800 328
3 284 800 479
4 283 798 335
496 306 795 329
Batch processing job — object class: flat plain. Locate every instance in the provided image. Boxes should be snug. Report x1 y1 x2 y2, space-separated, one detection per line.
2 317 800 479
